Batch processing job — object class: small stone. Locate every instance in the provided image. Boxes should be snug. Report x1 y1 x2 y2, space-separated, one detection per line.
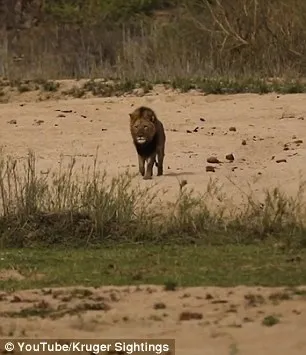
276 159 287 163
33 119 44 126
179 311 203 321
283 144 289 151
242 140 247 145
225 153 235 161
154 302 166 310
229 127 237 132
207 157 221 164
206 166 215 172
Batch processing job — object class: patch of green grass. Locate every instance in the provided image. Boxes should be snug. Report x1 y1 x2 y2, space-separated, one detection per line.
139 80 154 93
169 77 306 95
262 315 280 327
268 291 292 302
17 84 32 93
76 77 306 98
0 298 110 319
82 79 136 97
5 77 306 100
62 86 86 98
164 280 178 291
42 80 60 92
244 293 265 307
288 287 306 296
1 245 306 291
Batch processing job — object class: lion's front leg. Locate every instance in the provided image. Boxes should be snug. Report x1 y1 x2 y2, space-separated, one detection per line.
143 154 155 180
138 154 145 176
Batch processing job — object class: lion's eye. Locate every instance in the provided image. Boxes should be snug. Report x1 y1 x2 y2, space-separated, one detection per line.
144 126 148 129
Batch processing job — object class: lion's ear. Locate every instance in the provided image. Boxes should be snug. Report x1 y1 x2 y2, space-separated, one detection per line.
146 112 156 123
129 113 134 121
150 114 156 122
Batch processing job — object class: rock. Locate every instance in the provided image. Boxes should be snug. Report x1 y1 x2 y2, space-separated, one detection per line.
229 126 237 132
283 144 289 151
225 153 235 161
33 119 44 126
179 311 203 321
206 166 215 172
242 139 247 145
207 157 221 164
276 159 287 163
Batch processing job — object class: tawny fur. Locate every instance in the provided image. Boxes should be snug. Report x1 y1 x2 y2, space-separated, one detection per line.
129 106 166 180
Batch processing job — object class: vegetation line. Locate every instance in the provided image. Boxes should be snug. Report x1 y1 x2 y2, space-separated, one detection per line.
1 0 306 86
0 151 305 248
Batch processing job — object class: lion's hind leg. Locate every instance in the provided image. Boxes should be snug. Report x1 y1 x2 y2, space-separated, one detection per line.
156 148 164 176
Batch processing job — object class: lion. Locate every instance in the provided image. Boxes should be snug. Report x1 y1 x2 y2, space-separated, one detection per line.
129 106 166 180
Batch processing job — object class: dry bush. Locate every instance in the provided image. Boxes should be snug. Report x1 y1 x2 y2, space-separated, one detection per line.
1 0 306 81
0 150 306 248
184 0 306 77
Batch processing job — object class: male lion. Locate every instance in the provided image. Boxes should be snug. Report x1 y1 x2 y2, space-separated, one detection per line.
129 106 166 180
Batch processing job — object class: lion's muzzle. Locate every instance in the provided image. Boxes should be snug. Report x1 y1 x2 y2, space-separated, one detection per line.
136 136 147 144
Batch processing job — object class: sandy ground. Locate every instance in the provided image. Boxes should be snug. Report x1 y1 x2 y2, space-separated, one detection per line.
1 86 306 206
0 283 306 354
1 85 306 353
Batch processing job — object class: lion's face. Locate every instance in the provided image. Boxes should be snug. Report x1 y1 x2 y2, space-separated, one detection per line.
130 118 156 145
